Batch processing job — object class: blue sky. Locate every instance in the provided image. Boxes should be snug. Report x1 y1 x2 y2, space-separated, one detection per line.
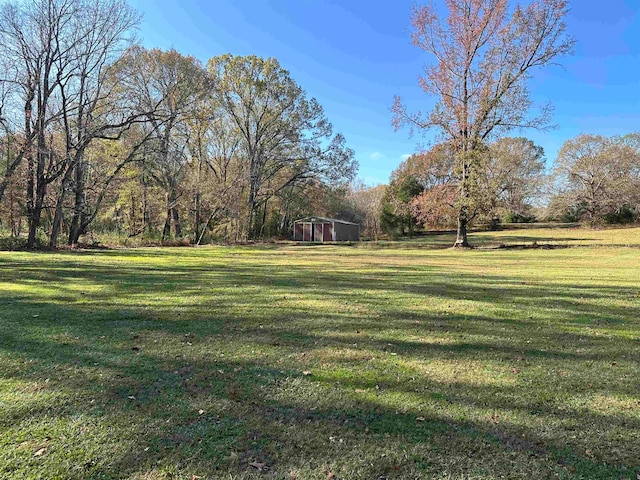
128 0 640 186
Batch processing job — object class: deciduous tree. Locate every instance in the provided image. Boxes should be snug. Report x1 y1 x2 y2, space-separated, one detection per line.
208 55 356 239
393 0 573 246
551 134 640 224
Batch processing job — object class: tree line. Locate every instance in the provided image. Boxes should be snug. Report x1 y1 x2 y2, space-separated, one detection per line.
0 0 357 248
374 133 640 239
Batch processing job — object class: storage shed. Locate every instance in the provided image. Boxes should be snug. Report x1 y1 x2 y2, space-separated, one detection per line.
293 217 360 242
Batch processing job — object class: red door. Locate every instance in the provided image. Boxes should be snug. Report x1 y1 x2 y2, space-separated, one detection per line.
303 223 311 241
323 223 333 242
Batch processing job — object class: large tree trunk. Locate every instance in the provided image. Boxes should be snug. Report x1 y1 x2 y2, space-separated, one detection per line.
50 188 66 248
25 139 36 246
141 172 151 236
162 191 172 241
453 156 471 248
193 191 201 244
27 136 47 248
162 188 181 241
50 160 78 247
246 169 260 240
172 201 182 238
453 207 470 248
68 161 86 246
247 195 257 240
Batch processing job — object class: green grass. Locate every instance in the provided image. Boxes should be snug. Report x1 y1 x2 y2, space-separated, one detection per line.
1 227 639 479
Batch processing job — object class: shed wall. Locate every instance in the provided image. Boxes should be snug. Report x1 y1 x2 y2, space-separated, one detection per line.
334 222 360 242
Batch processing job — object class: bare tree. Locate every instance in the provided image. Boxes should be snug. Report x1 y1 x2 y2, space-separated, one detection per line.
0 0 142 247
551 134 640 224
487 137 546 220
48 0 142 246
119 47 210 242
208 55 356 239
393 0 573 246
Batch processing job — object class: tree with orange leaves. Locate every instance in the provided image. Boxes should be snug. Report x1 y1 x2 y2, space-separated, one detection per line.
393 0 574 247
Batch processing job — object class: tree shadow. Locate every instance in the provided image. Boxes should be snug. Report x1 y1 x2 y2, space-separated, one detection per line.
1 249 639 478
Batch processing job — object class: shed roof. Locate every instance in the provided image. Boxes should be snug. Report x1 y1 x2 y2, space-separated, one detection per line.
294 216 359 226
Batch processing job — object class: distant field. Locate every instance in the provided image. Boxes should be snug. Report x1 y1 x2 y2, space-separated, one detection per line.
1 226 639 479
396 224 640 249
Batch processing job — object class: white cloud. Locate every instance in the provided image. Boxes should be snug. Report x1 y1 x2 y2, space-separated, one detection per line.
369 152 384 161
400 153 411 161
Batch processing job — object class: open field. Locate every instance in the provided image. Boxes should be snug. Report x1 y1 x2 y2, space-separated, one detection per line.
398 225 640 249
1 227 639 479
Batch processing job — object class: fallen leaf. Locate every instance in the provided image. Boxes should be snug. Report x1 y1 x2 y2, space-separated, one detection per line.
302 371 312 376
34 447 47 457
249 461 267 471
198 409 205 415
127 395 136 400
416 416 425 422
511 368 520 374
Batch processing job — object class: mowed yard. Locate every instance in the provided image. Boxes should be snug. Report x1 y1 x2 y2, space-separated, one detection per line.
1 228 639 479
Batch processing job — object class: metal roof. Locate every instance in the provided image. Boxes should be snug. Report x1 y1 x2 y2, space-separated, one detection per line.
293 216 359 226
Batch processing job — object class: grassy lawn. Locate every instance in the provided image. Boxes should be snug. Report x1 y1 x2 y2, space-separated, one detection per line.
1 227 639 479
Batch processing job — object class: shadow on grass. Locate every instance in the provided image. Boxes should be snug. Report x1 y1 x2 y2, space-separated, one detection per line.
0 249 638 478
0 303 636 479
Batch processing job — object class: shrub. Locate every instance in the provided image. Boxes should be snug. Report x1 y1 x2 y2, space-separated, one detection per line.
504 212 537 224
603 205 638 225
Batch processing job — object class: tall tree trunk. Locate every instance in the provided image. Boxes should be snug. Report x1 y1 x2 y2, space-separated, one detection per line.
193 191 201 244
453 157 470 248
50 161 77 247
454 207 470 248
9 181 18 237
129 190 136 236
27 136 47 248
162 190 172 241
68 160 86 246
142 173 150 236
193 151 203 244
25 139 35 246
259 198 268 238
50 188 66 248
172 202 182 238
247 171 260 240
